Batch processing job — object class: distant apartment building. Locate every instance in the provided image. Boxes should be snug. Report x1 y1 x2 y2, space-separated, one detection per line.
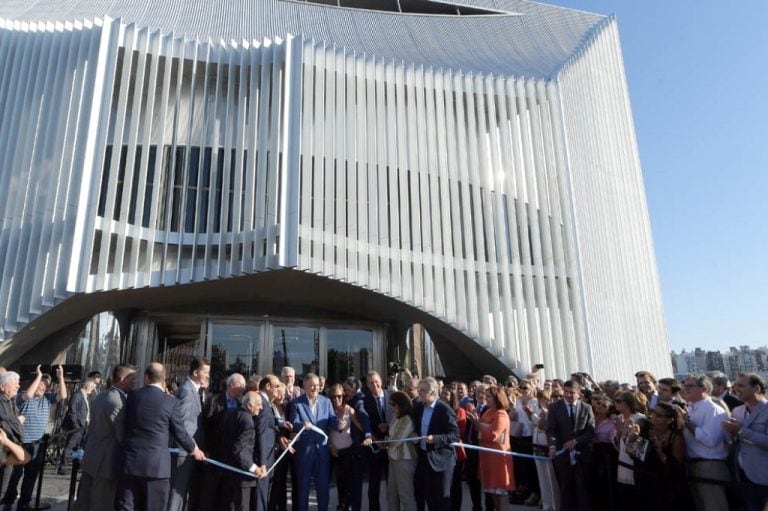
672 345 768 381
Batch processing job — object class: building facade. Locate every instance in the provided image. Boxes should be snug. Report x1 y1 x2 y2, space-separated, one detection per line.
0 0 671 382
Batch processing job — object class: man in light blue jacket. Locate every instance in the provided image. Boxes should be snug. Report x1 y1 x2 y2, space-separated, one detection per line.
723 372 768 511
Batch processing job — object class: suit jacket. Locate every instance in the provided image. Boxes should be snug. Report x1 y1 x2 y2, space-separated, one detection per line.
175 378 205 449
363 389 394 440
413 399 459 471
546 399 595 459
254 392 277 467
722 392 743 413
81 387 126 479
222 407 259 488
121 385 196 479
62 389 89 431
202 392 236 459
734 401 768 485
347 391 372 451
288 394 334 460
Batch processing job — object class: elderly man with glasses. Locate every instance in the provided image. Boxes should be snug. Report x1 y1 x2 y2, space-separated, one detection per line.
414 377 459 511
681 373 730 511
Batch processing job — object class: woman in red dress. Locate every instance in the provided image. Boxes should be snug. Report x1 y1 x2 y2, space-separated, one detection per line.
468 385 516 511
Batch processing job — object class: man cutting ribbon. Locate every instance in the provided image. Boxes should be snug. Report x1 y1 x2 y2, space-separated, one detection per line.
288 373 334 511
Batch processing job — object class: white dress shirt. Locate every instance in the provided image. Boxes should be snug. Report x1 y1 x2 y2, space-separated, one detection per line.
683 397 728 460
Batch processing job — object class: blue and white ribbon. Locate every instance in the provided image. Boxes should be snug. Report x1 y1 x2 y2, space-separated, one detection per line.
169 448 257 478
451 442 575 461
264 424 329 477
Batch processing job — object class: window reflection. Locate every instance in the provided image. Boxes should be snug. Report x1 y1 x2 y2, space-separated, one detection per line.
327 329 373 385
273 326 319 377
209 323 261 391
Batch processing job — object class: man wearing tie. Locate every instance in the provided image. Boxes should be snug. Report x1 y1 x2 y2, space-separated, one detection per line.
76 364 136 511
169 357 210 511
362 371 393 511
288 373 334 511
253 375 283 511
546 381 594 511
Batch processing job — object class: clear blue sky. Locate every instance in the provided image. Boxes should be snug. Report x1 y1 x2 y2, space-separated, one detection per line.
544 1 768 353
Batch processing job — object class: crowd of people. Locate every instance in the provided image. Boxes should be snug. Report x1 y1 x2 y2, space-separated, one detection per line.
0 360 765 511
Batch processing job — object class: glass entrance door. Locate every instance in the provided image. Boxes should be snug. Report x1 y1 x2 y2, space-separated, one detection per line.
271 325 320 377
208 322 263 391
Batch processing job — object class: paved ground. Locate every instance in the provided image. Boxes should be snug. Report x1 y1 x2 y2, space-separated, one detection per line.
18 465 535 510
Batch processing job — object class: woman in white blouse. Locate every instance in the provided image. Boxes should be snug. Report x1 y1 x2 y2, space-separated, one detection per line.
386 391 418 511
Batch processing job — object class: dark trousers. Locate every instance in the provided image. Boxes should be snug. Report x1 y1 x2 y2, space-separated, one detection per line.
60 429 85 468
223 482 253 511
199 464 228 511
450 459 464 511
332 446 361 511
366 450 387 511
553 457 591 511
738 468 768 511
268 456 289 511
511 436 539 494
2 441 44 508
464 450 483 511
415 453 453 511
116 476 171 511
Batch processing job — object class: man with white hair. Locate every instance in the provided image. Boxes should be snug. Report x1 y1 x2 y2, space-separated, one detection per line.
414 377 459 510
0 371 24 454
2 364 66 511
200 372 246 510
281 366 301 402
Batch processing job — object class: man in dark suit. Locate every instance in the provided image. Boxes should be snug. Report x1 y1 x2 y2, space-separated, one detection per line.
221 391 269 511
116 363 204 511
413 377 459 511
57 378 96 474
362 371 394 511
546 381 594 511
200 372 246 511
254 375 282 511
75 364 136 511
288 373 334 511
169 357 210 511
342 377 372 511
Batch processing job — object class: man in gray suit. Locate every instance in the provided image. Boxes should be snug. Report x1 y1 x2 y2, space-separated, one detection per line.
75 364 137 511
169 357 210 511
722 373 768 511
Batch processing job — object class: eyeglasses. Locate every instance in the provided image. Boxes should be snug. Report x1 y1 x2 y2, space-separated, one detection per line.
551 395 563 399
683 383 701 388
330 395 344 399
389 402 397 407
614 398 626 403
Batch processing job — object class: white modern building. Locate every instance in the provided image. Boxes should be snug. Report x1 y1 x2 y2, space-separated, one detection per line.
0 0 671 383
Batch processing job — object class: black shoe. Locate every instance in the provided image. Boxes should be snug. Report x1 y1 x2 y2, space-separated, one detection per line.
56 466 66 475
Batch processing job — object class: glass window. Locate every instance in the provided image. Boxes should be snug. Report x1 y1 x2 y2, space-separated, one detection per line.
209 323 262 390
326 329 373 386
272 326 319 377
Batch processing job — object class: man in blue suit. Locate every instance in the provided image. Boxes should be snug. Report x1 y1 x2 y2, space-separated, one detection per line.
723 373 768 511
288 373 335 511
413 377 459 511
169 357 210 511
116 363 204 511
